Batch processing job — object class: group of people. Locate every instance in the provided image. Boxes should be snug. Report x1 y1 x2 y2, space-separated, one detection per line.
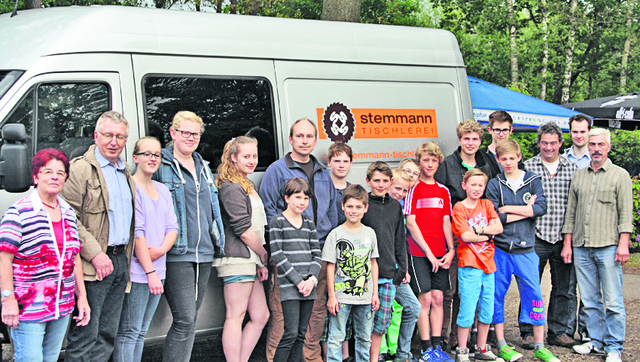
0 108 630 362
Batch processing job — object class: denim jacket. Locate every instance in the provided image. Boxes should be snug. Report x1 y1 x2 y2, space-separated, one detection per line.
153 147 225 256
486 170 546 254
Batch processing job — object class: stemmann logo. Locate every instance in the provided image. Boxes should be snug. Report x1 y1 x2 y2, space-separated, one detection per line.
316 103 438 141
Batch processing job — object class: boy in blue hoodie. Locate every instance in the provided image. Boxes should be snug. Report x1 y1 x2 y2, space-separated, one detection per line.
485 139 560 362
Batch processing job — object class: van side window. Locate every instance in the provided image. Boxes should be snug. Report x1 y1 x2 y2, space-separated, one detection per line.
143 76 277 171
3 83 110 159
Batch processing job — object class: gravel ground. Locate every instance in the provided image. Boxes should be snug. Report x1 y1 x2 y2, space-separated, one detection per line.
496 269 640 362
2 267 639 361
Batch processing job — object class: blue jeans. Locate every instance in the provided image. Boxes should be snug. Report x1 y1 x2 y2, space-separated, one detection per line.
114 281 164 362
66 252 129 362
573 245 625 354
327 304 373 362
162 262 211 362
394 283 420 360
519 239 577 339
10 314 71 362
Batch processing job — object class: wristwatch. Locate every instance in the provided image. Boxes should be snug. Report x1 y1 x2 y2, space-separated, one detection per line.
309 276 318 287
2 290 14 298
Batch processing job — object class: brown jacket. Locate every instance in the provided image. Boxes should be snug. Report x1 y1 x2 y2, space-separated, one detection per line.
60 145 135 282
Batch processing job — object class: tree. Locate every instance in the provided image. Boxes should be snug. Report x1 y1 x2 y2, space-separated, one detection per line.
507 0 518 88
25 0 41 9
620 0 636 93
321 0 359 21
539 0 548 100
560 0 577 104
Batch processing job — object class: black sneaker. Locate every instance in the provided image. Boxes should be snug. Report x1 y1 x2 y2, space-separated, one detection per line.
487 328 497 347
441 340 450 353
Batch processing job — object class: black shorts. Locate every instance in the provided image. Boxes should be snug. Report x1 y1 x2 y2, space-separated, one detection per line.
408 254 451 294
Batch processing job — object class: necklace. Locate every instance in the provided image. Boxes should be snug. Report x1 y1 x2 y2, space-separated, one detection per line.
42 200 58 209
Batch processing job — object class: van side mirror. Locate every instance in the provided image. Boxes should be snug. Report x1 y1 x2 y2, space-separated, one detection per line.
0 124 31 192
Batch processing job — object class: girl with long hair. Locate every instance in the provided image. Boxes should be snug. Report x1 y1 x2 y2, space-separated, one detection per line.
214 136 270 362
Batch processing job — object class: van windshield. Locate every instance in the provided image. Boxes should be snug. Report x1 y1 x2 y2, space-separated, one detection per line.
0 70 24 100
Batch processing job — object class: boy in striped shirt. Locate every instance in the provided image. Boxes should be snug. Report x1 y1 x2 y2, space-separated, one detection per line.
270 178 322 362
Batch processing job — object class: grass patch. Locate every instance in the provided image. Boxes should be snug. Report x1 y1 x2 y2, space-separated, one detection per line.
624 253 640 275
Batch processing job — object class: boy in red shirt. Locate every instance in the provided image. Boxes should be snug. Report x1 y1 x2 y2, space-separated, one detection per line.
451 169 503 361
405 142 455 362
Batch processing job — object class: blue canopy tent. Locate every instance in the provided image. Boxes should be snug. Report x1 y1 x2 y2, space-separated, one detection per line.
468 76 582 131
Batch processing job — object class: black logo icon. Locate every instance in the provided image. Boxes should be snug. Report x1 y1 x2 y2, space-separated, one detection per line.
322 103 356 143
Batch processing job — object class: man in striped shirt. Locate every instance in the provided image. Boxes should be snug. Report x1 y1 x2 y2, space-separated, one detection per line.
561 128 633 362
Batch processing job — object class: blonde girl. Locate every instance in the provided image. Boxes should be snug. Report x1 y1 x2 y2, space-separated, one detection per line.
215 136 270 362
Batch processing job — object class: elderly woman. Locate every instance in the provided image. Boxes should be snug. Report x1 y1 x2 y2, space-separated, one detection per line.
0 148 90 362
153 111 225 362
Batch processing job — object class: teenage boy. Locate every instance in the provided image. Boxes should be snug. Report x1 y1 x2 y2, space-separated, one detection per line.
325 142 354 359
324 184 380 362
361 162 420 362
451 169 504 362
486 139 560 362
389 168 412 202
328 143 353 225
434 119 492 350
405 142 455 362
520 123 578 349
479 110 523 178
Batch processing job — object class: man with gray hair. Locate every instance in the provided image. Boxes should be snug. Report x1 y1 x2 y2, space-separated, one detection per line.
62 110 135 362
561 128 632 362
519 122 579 349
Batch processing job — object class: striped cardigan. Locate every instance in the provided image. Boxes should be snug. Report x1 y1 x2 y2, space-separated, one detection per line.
0 191 81 322
269 213 321 301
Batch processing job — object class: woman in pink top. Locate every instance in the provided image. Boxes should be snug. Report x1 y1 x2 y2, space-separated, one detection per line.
0 148 90 362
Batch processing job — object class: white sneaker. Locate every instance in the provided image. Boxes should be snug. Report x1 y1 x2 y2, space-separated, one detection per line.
455 347 470 362
578 331 591 342
572 342 605 355
605 352 622 362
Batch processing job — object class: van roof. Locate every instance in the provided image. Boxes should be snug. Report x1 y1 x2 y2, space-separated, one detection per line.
0 6 464 69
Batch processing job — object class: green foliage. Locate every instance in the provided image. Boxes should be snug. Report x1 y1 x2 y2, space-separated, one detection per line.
361 0 422 26
511 132 538 161
609 129 640 177
0 0 140 14
432 0 640 103
632 178 640 250
252 0 322 18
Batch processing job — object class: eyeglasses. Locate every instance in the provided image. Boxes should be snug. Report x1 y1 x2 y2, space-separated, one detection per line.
98 131 128 142
491 128 512 135
39 169 67 178
402 169 420 178
175 129 201 139
135 152 161 159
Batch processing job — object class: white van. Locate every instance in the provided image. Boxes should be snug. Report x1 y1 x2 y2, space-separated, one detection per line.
0 5 472 342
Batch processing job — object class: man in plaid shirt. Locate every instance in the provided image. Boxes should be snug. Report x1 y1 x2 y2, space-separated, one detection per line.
521 122 579 348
